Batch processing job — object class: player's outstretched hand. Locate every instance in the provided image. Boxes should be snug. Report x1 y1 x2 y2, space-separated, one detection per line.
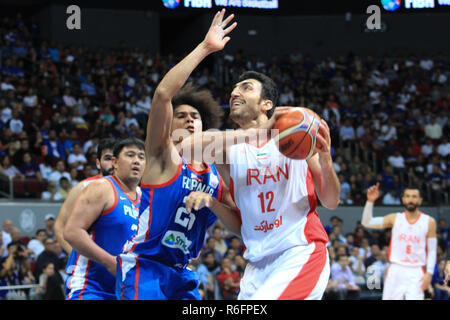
366 183 380 203
314 119 332 156
202 9 237 53
185 191 214 213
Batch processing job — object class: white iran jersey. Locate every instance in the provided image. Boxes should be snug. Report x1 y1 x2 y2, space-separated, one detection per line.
229 140 328 263
389 212 430 267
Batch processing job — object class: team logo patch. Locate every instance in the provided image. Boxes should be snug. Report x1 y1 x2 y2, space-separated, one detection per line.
162 230 192 254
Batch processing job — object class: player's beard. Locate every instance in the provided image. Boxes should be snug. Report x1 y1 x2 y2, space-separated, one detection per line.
404 203 418 212
101 167 114 177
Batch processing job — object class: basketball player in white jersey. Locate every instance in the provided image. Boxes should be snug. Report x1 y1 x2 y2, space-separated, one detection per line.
181 69 341 299
362 183 437 300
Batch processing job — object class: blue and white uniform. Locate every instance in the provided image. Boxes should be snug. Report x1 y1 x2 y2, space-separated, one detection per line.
116 158 223 300
65 176 140 300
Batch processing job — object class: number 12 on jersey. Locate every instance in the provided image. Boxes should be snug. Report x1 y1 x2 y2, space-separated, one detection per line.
257 191 275 213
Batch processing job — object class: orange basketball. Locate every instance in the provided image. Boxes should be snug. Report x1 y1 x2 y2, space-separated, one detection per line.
273 107 322 160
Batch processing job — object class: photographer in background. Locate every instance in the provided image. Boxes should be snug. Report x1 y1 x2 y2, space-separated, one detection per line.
0 242 36 300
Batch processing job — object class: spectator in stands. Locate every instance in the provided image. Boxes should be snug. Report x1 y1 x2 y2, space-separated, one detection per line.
67 143 87 171
349 246 366 287
44 214 55 239
33 237 60 280
228 236 244 256
204 236 222 264
339 118 356 145
55 176 71 201
43 129 65 160
27 229 46 261
367 249 390 288
216 258 241 300
212 226 228 258
36 262 64 300
41 181 60 201
382 189 401 205
48 160 71 189
0 241 35 300
330 254 361 300
425 116 443 141
197 251 219 300
432 260 450 300
18 152 42 182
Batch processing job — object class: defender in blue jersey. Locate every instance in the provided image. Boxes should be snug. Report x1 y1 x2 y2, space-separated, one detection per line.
64 137 145 300
116 10 241 300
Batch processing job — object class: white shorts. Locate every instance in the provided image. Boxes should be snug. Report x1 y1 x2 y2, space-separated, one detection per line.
238 242 329 300
382 263 425 300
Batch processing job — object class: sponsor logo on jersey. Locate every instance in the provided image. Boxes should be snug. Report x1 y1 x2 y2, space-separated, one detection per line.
162 230 192 254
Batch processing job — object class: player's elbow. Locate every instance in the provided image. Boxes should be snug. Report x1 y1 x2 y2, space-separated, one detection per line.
322 197 340 210
63 224 76 244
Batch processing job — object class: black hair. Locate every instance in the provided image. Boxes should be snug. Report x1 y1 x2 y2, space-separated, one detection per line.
113 137 145 158
97 138 115 160
172 82 223 130
237 71 279 118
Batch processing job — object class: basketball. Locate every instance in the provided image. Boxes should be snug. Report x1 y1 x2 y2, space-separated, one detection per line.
274 107 322 160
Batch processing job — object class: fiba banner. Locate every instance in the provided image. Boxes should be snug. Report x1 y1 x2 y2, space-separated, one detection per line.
162 0 279 10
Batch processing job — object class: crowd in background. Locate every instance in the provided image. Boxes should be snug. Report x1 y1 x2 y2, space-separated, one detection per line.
0 12 449 300
1 214 449 300
0 13 448 205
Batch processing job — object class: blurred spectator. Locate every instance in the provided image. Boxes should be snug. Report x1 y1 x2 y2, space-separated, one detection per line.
27 229 46 260
48 160 71 189
382 189 401 205
216 258 241 300
197 251 219 300
44 214 56 239
212 226 228 258
19 152 42 181
0 242 35 300
366 249 390 290
67 143 87 171
330 254 361 300
1 220 13 257
36 262 65 300
349 246 366 287
204 236 223 263
432 260 450 300
33 238 60 280
425 116 443 141
55 177 71 201
41 181 60 201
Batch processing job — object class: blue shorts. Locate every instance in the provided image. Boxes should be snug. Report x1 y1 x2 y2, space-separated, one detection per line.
65 276 116 300
116 254 200 300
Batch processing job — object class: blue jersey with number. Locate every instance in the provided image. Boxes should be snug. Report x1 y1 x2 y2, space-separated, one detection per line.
65 175 140 300
121 158 222 270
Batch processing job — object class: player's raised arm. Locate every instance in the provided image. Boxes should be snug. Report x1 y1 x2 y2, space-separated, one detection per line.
146 9 237 159
63 179 117 276
307 119 340 209
361 183 395 229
